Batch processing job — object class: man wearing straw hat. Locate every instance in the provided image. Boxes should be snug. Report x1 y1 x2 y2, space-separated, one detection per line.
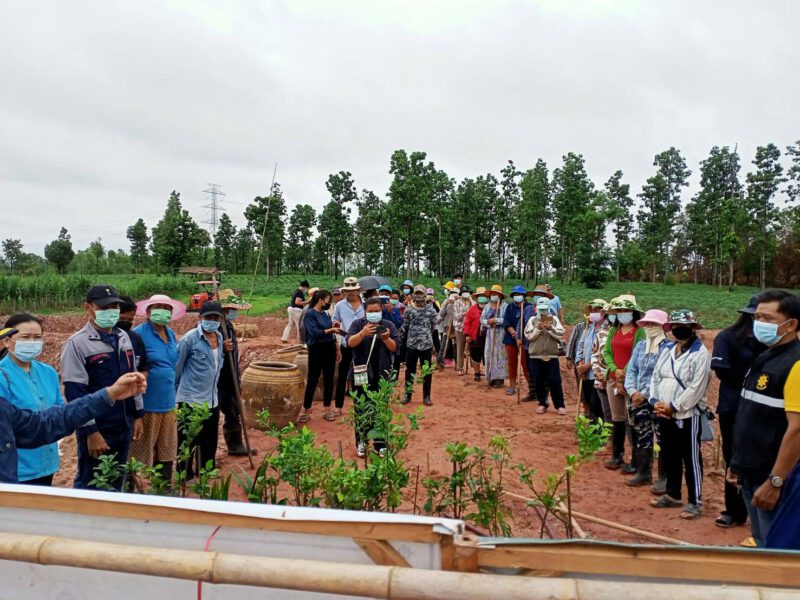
480 285 508 388
218 290 256 457
333 277 365 410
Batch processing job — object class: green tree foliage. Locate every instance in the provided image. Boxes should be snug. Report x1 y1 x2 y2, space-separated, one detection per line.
786 139 800 203
126 218 149 273
386 150 439 278
284 204 317 274
637 148 691 282
448 175 499 278
44 227 75 274
151 191 211 273
551 153 594 283
244 182 287 277
746 143 786 289
317 172 356 278
513 160 550 283
1 239 23 274
353 190 384 274
495 161 520 280
604 171 633 281
213 213 237 271
683 146 743 287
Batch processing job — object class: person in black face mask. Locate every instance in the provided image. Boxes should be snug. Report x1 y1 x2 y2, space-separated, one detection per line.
298 290 343 423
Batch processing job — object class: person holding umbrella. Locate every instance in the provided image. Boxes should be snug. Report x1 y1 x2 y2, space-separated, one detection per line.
481 285 508 389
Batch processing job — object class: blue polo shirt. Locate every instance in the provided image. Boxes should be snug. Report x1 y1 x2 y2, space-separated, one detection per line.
134 321 179 413
0 356 63 481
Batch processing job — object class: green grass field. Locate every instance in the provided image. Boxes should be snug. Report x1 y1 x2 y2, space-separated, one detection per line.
0 272 789 329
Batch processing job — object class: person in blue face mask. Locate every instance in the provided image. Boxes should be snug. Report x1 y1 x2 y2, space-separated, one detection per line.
0 313 62 486
732 289 800 548
175 301 225 480
60 284 144 490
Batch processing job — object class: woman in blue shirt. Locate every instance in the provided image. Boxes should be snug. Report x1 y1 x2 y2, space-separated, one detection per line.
0 313 64 485
299 290 342 424
175 301 224 480
131 294 185 485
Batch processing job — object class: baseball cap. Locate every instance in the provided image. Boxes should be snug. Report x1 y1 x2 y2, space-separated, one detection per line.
85 284 122 308
199 301 224 317
0 327 18 341
413 284 427 294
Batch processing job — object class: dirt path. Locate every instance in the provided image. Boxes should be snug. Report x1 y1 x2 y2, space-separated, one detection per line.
36 314 743 546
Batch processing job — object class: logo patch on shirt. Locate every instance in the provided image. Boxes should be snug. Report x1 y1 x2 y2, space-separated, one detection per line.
756 374 769 391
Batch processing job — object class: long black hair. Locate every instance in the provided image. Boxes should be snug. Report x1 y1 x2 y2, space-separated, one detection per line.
309 289 331 309
726 312 754 345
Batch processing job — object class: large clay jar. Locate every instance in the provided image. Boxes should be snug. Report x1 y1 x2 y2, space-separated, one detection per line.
268 344 305 364
240 361 305 430
295 350 339 403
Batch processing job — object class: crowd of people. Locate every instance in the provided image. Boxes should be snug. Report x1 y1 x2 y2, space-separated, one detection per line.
0 275 798 551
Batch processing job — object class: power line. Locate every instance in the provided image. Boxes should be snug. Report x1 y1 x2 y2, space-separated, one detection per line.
203 183 226 239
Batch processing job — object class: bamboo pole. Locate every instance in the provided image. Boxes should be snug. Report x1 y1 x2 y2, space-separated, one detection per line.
503 491 587 540
503 490 686 545
0 531 787 600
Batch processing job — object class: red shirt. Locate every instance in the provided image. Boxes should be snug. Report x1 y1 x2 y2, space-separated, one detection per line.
463 304 484 341
610 327 637 375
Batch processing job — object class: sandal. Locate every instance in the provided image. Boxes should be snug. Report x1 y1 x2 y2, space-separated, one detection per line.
650 494 682 509
297 411 311 423
558 407 567 416
333 409 342 418
323 411 336 422
536 405 548 414
680 503 702 520
715 514 744 528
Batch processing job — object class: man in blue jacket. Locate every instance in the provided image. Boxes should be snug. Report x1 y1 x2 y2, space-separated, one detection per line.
0 326 145 484
60 284 144 490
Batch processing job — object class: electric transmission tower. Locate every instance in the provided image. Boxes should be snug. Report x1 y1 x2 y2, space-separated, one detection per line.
203 183 226 238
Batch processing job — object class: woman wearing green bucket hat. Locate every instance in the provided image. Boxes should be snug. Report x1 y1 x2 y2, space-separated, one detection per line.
603 295 645 472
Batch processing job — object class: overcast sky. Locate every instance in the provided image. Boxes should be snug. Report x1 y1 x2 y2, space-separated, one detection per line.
1 0 798 256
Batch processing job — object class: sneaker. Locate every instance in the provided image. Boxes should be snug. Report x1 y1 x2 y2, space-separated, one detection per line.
505 387 516 396
378 448 387 458
357 443 366 458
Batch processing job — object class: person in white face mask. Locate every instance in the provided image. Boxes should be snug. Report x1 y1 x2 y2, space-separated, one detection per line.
624 309 671 489
575 299 608 420
0 313 62 486
602 295 645 473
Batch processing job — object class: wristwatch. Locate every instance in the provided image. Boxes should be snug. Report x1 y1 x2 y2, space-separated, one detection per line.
769 474 784 488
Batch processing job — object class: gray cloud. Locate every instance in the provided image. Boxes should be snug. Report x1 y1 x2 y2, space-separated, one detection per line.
1 0 798 254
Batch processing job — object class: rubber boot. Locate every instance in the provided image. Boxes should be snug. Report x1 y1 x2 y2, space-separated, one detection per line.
224 427 257 456
651 452 667 495
423 395 433 406
402 392 412 405
605 422 626 470
621 424 637 474
626 448 653 487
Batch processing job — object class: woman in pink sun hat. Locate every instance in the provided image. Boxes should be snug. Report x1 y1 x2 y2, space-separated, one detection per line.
130 294 187 484
623 309 671 490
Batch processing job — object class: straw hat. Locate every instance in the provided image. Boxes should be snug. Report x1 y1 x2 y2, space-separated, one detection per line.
527 284 554 299
443 281 455 291
472 286 488 299
488 284 506 300
135 294 187 320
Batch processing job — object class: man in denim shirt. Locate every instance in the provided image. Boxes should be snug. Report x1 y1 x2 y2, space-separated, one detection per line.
175 301 224 479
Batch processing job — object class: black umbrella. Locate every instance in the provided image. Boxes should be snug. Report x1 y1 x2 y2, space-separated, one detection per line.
358 275 394 291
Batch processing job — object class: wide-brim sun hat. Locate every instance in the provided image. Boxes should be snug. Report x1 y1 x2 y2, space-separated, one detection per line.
585 298 608 312
664 309 703 331
472 286 488 299
489 284 506 299
527 284 554 299
136 294 187 320
341 277 361 292
607 294 642 313
426 288 435 295
510 285 527 296
637 309 669 328
443 281 455 290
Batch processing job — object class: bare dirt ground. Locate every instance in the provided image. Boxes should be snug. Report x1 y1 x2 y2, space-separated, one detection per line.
31 314 742 546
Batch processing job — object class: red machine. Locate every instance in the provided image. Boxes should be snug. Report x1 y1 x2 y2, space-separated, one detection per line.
188 281 217 312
